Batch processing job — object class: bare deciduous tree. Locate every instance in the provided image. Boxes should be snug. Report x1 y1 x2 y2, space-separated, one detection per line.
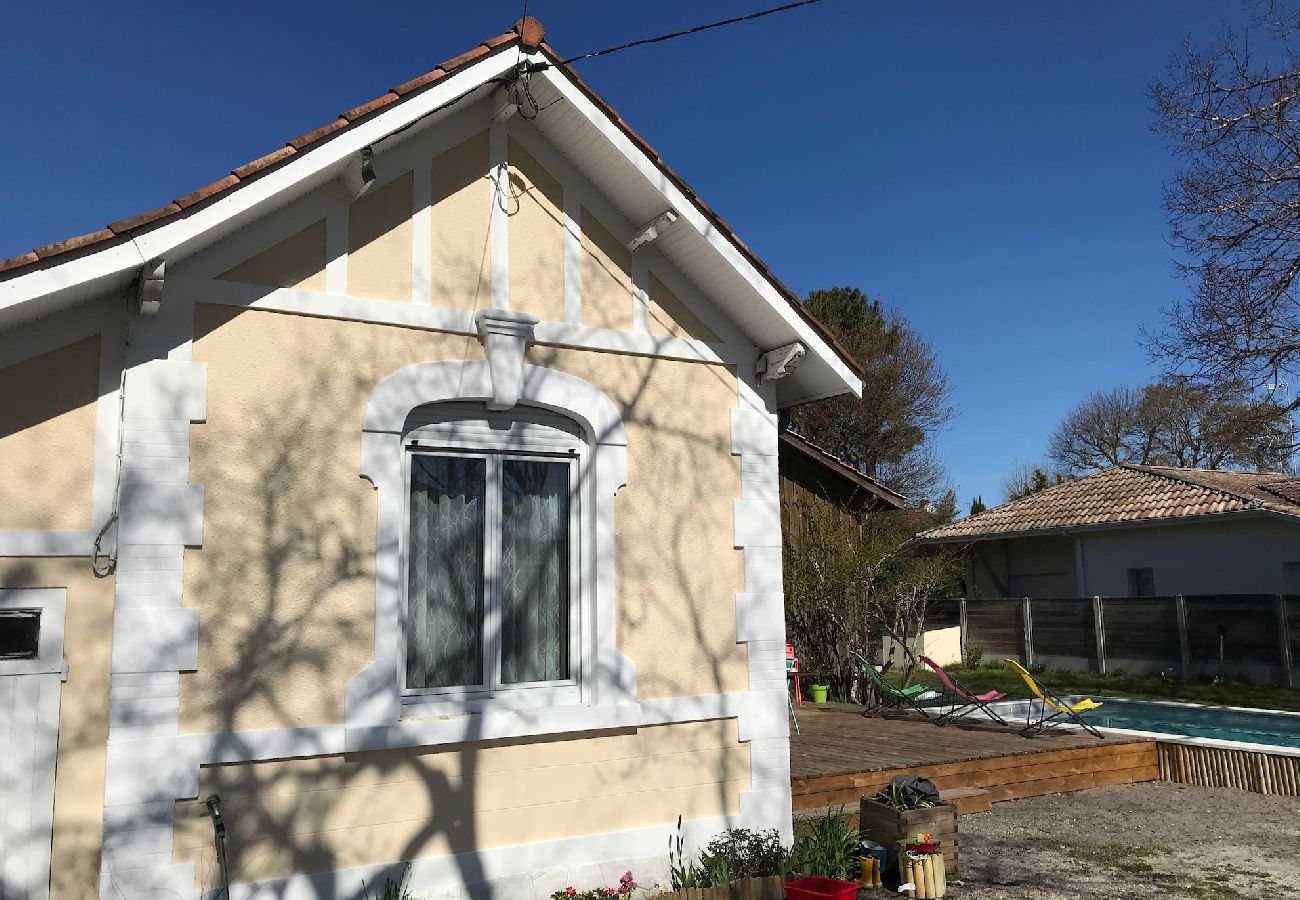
1048 377 1294 474
1148 4 1300 424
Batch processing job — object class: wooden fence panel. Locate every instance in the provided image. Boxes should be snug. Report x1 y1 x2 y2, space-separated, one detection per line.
1030 598 1096 664
1183 595 1280 682
1098 597 1180 670
963 599 1024 659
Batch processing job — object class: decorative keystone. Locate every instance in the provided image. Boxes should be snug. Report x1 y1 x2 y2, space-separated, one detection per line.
475 309 538 411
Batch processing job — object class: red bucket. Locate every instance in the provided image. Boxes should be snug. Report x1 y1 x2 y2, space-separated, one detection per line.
784 876 860 900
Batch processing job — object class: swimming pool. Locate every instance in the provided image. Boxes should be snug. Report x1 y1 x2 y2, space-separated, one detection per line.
990 697 1300 750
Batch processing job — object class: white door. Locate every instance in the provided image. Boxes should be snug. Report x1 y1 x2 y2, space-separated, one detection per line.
0 590 66 900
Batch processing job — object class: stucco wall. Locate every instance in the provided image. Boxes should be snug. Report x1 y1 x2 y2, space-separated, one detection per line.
219 220 327 292
1079 516 1300 596
580 206 632 331
0 558 114 900
430 131 491 310
969 534 1076 598
507 137 566 324
647 272 717 343
182 304 745 733
172 718 748 888
348 172 413 302
0 334 100 531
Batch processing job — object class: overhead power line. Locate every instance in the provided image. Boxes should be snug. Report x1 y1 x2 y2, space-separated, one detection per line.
561 0 833 64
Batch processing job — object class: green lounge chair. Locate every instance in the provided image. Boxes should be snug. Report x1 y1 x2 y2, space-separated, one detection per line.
852 650 933 718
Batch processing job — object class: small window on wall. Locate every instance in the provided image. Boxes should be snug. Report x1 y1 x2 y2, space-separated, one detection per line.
0 609 40 660
1127 567 1155 597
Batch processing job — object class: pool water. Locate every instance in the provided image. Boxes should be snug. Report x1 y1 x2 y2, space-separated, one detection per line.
1079 698 1300 748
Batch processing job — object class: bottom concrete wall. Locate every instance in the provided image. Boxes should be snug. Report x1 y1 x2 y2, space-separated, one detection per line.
174 719 750 894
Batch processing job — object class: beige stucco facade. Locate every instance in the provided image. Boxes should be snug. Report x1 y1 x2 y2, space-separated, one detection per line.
1 81 806 899
0 334 100 531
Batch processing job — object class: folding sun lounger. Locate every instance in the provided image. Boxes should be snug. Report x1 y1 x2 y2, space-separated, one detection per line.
1005 659 1105 739
919 655 1010 726
851 650 933 719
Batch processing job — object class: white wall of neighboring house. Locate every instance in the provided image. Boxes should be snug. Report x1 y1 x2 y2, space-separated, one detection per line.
1077 515 1300 597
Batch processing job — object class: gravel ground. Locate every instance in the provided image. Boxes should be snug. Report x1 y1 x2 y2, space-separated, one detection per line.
944 782 1300 899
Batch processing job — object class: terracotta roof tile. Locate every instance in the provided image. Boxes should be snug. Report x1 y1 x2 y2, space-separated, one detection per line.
341 92 398 123
33 229 115 259
175 175 240 209
391 67 446 96
919 464 1300 542
514 16 545 49
108 203 182 235
231 145 296 179
0 252 39 272
286 117 349 151
439 44 490 74
483 32 516 50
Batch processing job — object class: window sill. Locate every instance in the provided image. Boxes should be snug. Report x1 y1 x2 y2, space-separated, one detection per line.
345 700 643 753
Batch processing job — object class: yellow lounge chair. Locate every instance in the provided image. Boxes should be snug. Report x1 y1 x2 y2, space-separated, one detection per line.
1005 659 1105 739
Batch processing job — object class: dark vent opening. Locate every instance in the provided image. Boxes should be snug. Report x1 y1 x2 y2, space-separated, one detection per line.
0 609 40 660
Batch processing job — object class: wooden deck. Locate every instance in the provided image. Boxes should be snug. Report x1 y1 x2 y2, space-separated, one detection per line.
790 704 1160 814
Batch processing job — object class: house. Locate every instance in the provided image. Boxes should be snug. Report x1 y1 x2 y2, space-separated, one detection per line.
918 464 1300 598
777 429 907 549
0 19 864 900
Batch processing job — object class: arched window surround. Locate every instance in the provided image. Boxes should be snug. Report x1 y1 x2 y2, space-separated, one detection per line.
345 360 637 731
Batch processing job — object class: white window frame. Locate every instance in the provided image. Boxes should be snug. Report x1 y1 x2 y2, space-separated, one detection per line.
399 439 584 714
0 589 65 677
346 360 638 734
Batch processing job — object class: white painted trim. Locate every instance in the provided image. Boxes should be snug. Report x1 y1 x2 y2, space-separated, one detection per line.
563 185 583 324
324 209 348 295
489 125 510 310
410 161 433 306
170 276 737 366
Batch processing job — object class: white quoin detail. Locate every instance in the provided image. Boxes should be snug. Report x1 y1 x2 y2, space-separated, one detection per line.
474 308 538 411
137 259 165 316
626 209 679 253
755 342 806 383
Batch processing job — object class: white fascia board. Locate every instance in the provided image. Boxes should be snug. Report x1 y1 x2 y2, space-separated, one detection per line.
0 49 520 324
534 65 863 400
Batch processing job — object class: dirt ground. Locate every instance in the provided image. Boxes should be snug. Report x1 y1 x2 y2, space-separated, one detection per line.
948 782 1300 899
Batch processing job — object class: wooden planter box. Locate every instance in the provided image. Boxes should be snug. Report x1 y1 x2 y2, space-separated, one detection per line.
654 875 784 899
859 797 959 875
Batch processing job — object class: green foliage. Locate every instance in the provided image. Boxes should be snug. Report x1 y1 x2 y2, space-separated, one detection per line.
964 644 984 669
791 286 952 501
698 828 789 882
969 495 987 516
791 808 858 880
873 783 937 811
362 865 414 900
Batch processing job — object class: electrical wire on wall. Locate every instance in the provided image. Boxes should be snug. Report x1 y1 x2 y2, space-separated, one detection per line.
91 294 133 577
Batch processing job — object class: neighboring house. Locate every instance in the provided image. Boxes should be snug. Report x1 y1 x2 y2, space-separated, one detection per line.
777 429 907 548
918 464 1300 598
0 19 864 900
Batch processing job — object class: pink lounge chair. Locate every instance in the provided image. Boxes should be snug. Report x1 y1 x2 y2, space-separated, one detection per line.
919 655 1010 727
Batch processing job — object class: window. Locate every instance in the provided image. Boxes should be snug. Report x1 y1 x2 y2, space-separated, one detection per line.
401 404 580 708
1127 567 1155 597
0 609 40 660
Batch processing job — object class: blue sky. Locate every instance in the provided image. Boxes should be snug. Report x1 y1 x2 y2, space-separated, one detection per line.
0 1 1252 509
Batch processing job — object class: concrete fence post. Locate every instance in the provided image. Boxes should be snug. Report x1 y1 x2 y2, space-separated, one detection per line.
1092 596 1107 675
1175 594 1191 678
1022 597 1034 666
1278 595 1294 689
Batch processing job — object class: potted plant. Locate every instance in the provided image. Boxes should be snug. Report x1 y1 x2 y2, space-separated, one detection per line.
859 778 958 878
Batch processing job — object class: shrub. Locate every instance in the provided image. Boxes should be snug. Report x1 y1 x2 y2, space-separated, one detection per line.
964 644 984 669
699 828 788 882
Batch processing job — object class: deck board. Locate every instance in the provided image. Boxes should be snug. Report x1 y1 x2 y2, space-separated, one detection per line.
789 703 1158 811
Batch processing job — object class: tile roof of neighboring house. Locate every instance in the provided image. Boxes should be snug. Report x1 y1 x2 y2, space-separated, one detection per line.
918 463 1300 542
0 17 863 380
779 430 908 509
